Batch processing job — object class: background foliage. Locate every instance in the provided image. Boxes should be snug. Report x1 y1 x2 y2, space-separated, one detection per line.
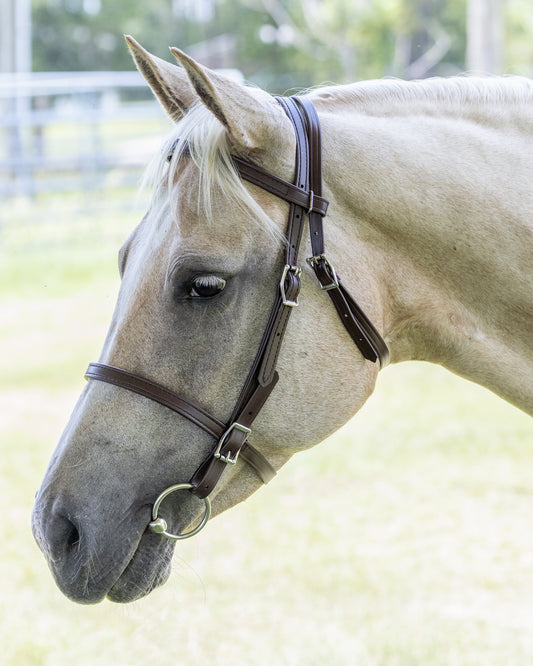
30 0 532 91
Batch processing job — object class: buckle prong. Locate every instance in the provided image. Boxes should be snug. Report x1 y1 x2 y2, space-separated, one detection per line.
214 422 251 465
306 254 340 291
279 264 302 307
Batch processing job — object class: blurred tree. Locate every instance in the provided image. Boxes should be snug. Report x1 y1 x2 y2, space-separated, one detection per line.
30 0 530 89
394 0 466 77
240 0 466 85
505 0 533 74
32 0 177 71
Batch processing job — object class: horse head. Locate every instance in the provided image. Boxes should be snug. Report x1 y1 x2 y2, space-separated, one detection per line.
32 38 383 603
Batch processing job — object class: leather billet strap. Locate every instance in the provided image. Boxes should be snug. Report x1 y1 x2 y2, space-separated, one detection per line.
84 95 390 504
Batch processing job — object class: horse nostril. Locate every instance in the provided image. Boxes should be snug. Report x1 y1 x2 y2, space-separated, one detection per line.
65 521 81 553
41 508 83 561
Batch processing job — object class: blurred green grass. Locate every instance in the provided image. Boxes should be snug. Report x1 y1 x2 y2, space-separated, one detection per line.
1 193 532 666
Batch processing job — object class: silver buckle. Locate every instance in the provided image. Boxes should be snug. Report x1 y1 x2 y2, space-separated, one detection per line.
214 422 251 465
279 264 302 307
306 254 339 291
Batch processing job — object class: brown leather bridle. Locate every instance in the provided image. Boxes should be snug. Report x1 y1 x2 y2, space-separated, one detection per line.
85 97 389 539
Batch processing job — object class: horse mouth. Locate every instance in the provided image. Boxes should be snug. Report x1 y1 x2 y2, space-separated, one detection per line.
33 477 215 604
106 534 176 603
32 504 177 604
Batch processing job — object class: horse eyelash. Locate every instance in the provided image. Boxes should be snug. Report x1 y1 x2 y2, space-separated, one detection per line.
193 275 225 288
188 275 227 298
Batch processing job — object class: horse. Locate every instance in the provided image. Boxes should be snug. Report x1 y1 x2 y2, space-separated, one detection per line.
32 36 533 604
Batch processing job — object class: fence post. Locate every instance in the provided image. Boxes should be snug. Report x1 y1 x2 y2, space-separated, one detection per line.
1 0 33 196
466 0 503 74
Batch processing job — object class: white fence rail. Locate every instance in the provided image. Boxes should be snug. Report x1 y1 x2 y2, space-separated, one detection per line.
0 71 169 198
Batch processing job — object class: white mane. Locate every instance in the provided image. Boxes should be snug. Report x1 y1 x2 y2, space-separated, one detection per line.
146 102 280 238
311 75 533 118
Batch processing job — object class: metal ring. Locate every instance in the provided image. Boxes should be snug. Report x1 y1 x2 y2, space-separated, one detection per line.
148 483 211 540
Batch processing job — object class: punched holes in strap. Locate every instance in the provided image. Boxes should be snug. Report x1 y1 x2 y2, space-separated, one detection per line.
256 267 301 387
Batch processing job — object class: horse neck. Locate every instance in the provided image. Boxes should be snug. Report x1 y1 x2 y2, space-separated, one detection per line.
319 85 533 415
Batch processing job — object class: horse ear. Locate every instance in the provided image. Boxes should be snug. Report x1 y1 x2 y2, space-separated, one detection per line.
125 35 197 121
170 47 286 152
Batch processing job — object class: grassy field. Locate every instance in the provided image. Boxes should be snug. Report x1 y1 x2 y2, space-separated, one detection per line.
1 195 532 666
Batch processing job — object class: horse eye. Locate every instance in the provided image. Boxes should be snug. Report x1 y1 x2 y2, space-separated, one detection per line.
189 275 226 299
